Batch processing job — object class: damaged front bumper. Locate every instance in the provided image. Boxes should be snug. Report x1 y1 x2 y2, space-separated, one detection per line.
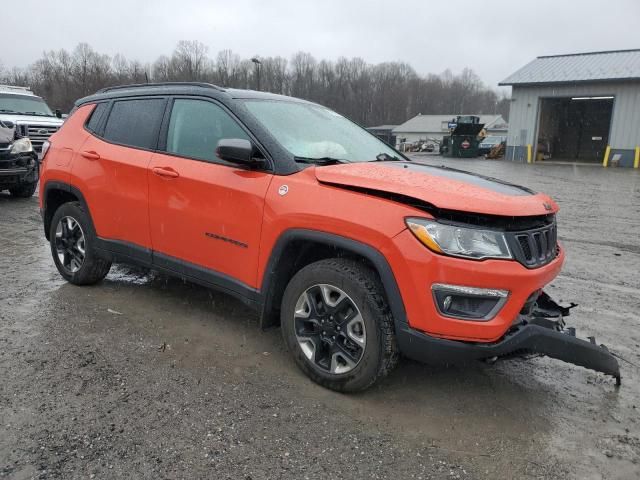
397 292 621 385
0 152 39 187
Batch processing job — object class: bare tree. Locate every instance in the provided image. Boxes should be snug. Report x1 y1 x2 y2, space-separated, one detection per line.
4 41 510 123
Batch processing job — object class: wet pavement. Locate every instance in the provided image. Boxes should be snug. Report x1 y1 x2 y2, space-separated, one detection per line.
1 157 639 479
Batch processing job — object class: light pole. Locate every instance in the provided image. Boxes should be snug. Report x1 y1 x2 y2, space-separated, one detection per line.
251 57 261 91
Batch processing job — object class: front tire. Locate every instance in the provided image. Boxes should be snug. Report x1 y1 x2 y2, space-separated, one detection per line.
49 202 112 285
281 258 398 392
9 181 37 198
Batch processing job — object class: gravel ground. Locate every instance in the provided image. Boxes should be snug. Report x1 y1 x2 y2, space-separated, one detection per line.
1 157 639 479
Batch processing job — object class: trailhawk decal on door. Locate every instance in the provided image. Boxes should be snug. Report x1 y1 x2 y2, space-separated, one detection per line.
204 232 249 249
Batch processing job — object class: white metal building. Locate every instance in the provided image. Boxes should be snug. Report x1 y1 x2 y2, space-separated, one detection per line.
392 114 508 147
500 49 640 167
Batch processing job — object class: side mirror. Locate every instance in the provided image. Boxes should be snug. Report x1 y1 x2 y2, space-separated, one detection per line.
216 138 258 165
55 109 62 119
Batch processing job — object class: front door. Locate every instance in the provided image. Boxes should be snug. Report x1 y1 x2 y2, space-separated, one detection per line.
148 98 273 290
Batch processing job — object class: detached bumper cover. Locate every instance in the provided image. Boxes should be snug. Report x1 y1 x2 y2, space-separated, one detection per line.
398 292 621 384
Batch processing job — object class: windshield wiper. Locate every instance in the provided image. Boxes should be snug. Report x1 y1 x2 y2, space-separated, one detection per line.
294 156 349 166
0 109 18 114
373 152 406 162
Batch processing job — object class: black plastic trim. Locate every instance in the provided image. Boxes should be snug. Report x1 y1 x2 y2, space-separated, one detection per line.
94 238 153 266
152 251 261 307
41 181 94 239
397 322 621 381
91 236 261 308
260 229 407 330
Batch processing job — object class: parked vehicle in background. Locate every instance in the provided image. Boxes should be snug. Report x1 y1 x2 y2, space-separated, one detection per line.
478 135 507 156
0 85 64 197
39 82 620 392
419 142 435 152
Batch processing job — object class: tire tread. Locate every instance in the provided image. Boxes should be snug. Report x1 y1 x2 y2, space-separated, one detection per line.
281 258 398 392
50 201 112 285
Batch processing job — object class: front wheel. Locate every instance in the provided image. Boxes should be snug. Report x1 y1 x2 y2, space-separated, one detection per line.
280 258 398 392
49 201 112 285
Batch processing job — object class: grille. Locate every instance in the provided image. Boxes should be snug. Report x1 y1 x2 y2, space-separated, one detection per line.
22 124 59 153
507 222 558 268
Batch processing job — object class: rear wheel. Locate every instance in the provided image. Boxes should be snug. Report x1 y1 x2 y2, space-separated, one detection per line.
9 181 37 198
49 202 112 285
281 258 398 392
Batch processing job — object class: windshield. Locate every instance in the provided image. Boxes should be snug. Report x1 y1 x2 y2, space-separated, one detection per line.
243 100 400 162
0 93 54 116
482 136 502 144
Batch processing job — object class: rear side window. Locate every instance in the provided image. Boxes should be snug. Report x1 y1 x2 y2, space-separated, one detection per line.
103 98 165 150
85 102 108 133
166 99 249 162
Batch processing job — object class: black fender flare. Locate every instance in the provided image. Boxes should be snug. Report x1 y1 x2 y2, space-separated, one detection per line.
259 228 408 331
41 181 95 239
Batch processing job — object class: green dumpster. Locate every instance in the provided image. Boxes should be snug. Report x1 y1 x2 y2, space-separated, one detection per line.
443 116 485 158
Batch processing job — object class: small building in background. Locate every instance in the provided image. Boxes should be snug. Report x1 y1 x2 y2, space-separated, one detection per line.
366 125 397 147
500 49 640 167
392 114 507 148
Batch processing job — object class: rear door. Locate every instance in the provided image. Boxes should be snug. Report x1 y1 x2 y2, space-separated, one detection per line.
76 97 166 252
148 97 273 290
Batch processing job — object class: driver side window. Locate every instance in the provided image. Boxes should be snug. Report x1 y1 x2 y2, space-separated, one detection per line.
166 99 250 162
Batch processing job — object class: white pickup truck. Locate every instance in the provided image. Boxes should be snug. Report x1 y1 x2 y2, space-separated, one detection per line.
0 85 64 197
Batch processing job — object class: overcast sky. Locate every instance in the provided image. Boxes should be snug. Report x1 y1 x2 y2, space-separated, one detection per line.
2 0 638 90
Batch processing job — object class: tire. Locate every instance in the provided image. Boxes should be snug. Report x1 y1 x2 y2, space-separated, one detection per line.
9 182 37 198
280 258 398 392
49 201 112 285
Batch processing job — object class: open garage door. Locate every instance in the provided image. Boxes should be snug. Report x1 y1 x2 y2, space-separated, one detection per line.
536 96 613 163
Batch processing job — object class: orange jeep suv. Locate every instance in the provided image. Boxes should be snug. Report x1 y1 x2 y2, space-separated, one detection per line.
39 83 620 391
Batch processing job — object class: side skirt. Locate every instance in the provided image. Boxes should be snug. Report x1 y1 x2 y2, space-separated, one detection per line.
94 237 262 310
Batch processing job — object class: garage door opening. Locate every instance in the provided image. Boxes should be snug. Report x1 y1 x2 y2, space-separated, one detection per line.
536 96 614 163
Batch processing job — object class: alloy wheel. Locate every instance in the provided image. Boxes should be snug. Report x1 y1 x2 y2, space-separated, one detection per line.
54 216 86 273
294 284 366 374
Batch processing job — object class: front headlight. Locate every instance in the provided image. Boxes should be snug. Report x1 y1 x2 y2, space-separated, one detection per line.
10 137 33 155
406 218 512 260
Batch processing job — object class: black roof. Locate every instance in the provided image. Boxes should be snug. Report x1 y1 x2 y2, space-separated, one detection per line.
76 82 310 106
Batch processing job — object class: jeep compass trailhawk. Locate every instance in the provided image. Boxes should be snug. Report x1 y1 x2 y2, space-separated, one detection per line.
39 83 620 392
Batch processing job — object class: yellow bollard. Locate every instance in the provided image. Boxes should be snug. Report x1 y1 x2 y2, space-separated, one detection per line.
634 146 639 169
527 144 532 164
602 146 611 167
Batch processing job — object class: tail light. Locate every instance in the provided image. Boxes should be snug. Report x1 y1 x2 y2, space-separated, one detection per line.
41 139 51 161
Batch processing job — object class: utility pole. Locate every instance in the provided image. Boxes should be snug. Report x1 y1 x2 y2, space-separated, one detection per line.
251 57 262 91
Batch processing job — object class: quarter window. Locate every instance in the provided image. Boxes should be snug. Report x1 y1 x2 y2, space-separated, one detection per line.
102 98 165 150
85 102 108 133
166 99 250 162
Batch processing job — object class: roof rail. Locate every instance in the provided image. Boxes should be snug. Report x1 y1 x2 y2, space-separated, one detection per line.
97 82 225 93
538 48 640 59
0 85 34 94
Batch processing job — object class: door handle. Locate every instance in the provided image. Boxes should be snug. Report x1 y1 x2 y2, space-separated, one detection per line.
80 150 100 160
152 166 180 178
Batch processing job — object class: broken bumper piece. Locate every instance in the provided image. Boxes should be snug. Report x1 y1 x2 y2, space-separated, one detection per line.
397 292 621 385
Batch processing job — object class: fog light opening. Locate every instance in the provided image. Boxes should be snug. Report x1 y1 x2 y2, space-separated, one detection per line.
432 284 509 321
